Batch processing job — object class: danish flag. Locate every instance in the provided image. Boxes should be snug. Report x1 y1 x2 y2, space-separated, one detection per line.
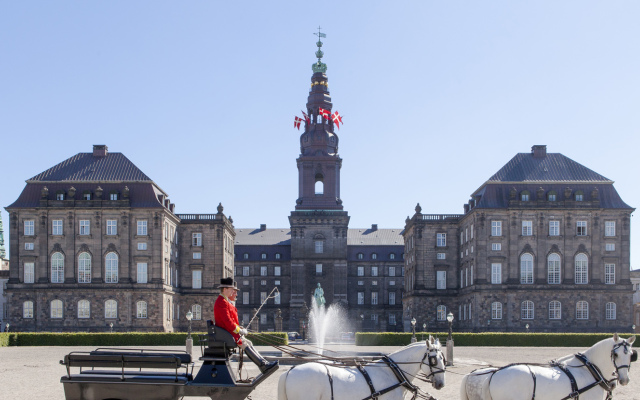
331 111 343 129
294 116 302 130
318 108 330 120
301 111 310 124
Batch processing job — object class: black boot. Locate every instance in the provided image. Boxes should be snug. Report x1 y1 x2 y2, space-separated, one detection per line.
244 345 278 373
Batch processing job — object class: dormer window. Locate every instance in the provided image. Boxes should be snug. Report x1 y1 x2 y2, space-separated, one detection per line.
575 191 584 201
110 192 119 201
56 191 65 200
520 190 530 201
261 253 267 260
83 191 91 200
371 253 378 260
547 191 557 202
389 253 396 260
357 253 364 260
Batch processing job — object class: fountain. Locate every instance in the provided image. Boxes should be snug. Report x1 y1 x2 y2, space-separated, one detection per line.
308 283 351 354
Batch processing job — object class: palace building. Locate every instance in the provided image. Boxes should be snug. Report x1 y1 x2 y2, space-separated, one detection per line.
4 38 634 333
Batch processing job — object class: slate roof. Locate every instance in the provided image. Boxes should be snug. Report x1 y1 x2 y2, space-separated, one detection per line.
234 228 405 246
28 152 152 182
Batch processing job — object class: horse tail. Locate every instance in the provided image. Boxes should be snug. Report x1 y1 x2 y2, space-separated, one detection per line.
277 368 289 400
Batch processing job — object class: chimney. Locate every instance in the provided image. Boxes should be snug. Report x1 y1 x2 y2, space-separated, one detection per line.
531 145 547 158
93 145 108 157
260 224 267 231
371 224 378 231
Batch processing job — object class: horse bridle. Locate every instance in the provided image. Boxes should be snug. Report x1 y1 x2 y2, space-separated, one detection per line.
611 340 637 377
421 345 446 380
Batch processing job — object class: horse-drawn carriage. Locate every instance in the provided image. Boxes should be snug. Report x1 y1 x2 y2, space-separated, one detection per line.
59 321 278 400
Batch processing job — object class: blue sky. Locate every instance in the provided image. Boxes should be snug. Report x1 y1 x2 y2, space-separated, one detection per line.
1 2 638 268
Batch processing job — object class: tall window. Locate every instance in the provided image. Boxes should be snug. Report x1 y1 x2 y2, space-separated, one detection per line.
243 292 249 305
24 220 34 236
51 299 63 319
261 266 268 276
357 266 364 277
51 252 64 283
137 220 148 235
549 221 560 236
78 252 92 283
436 271 446 289
389 292 396 305
520 253 534 284
23 301 34 318
105 252 119 283
192 270 202 289
491 221 502 236
260 292 267 303
137 301 147 318
437 305 447 321
521 301 534 319
52 219 63 235
243 266 250 276
605 302 616 320
575 253 588 284
137 263 148 283
371 266 378 276
492 302 502 319
106 220 117 235
522 221 533 236
389 314 396 325
316 264 323 275
78 300 90 318
274 292 281 304
315 240 324 253
105 300 117 319
192 304 202 320
24 262 35 283
389 266 395 277
576 301 589 319
605 264 615 284
436 233 446 247
357 292 364 305
389 253 395 260
274 266 281 276
371 292 378 305
547 254 561 284
491 263 502 284
549 301 561 319
192 233 202 246
576 221 587 236
79 220 90 235
605 221 616 237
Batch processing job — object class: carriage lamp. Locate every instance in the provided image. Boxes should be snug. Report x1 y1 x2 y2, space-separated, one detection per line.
186 311 193 340
109 322 113 333
411 318 417 343
526 323 530 333
446 312 454 341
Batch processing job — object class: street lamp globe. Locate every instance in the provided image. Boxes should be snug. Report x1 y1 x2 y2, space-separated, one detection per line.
446 312 454 323
186 311 193 321
186 311 193 340
411 318 416 327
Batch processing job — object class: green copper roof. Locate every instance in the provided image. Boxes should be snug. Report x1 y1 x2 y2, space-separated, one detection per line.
312 26 327 73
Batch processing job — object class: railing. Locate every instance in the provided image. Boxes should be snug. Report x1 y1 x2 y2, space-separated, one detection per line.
176 214 217 221
421 214 463 221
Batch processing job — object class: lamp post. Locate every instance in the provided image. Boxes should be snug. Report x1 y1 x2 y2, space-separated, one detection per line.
109 322 113 333
410 317 417 343
633 324 636 333
525 323 530 333
446 312 454 366
360 314 364 332
422 323 426 341
487 319 491 332
185 311 193 355
5 323 9 332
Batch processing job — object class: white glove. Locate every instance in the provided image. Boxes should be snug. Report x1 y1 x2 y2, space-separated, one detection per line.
239 328 248 336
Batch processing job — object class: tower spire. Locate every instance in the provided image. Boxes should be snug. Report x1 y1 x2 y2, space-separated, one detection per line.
313 26 327 73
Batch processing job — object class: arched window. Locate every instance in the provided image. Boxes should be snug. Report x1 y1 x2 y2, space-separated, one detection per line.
576 301 589 319
357 253 364 260
105 300 117 319
137 301 147 318
549 301 561 319
192 304 202 320
78 252 91 283
575 253 588 284
315 173 324 195
605 302 616 320
51 299 63 319
51 252 64 283
23 301 34 318
575 190 584 201
547 253 561 284
78 300 90 319
520 253 534 284
547 190 557 201
389 253 395 260
521 300 534 319
371 253 377 260
105 252 119 283
520 190 530 201
491 302 502 319
437 305 446 321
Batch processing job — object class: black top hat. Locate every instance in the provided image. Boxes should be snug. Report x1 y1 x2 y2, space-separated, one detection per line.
219 277 239 290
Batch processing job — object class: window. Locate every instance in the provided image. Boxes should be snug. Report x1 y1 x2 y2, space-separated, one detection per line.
51 252 64 283
389 292 396 305
389 253 395 260
137 301 147 318
389 314 396 325
357 253 364 260
78 252 92 283
358 281 364 285
138 242 147 250
261 280 266 286
261 266 268 276
605 243 615 251
275 253 281 260
372 280 378 286
243 266 250 276
316 264 322 275
192 270 202 289
491 263 502 284
261 253 267 260
357 266 364 276
315 240 324 253
106 220 117 235
25 242 34 250
371 266 378 276
52 219 63 235
492 302 502 319
471 224 474 239
522 221 532 236
548 191 557 201
81 192 91 200
137 263 147 283
371 292 378 305
260 313 267 325
576 301 589 319
491 243 501 251
436 271 446 289
137 220 148 236
605 302 616 320
520 254 534 284
24 262 35 283
358 292 364 305
436 253 446 260
102 252 118 283
436 233 446 247
547 254 561 284
110 193 118 201
260 292 267 303
274 266 281 276
491 221 502 237
78 300 90 319
521 301 534 319
437 305 447 321
24 220 34 236
605 263 615 284
521 191 530 201
371 253 377 260
274 292 281 304
575 191 584 201
549 220 560 236
192 233 202 246
549 301 561 320
243 253 249 260
389 266 395 277
193 252 201 259
605 221 616 237
576 221 587 236
56 192 65 200
243 292 249 305
575 253 588 284
23 301 34 318
192 304 202 320
79 220 90 235
51 299 63 319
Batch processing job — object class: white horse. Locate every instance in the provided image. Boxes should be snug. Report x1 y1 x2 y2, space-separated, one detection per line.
460 334 637 400
278 336 446 400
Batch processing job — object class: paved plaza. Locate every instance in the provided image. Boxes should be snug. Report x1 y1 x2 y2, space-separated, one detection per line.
2 344 639 399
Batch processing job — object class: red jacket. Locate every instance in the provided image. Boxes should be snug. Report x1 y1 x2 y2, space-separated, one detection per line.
214 295 242 345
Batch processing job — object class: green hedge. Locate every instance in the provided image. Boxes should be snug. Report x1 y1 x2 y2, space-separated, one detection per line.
0 332 288 347
355 332 630 347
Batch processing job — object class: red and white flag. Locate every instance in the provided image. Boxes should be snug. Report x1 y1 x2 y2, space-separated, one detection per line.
318 108 330 120
301 110 310 124
331 111 343 129
294 116 302 130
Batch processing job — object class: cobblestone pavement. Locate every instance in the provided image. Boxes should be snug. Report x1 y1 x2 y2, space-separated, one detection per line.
2 344 639 399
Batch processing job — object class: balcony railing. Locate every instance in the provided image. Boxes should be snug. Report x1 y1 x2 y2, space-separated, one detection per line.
177 214 217 221
421 214 463 221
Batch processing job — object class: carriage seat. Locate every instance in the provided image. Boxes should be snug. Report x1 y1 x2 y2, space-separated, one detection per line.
207 320 238 349
89 349 192 364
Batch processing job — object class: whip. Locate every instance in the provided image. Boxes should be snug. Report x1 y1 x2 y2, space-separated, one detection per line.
245 286 280 329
